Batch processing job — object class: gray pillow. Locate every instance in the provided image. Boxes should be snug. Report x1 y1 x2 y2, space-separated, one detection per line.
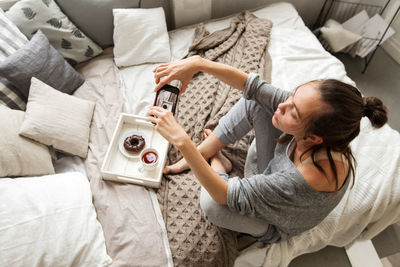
6 0 103 65
55 0 140 48
0 30 84 99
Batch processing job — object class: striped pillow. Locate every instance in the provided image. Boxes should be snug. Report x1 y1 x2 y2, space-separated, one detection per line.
0 8 28 110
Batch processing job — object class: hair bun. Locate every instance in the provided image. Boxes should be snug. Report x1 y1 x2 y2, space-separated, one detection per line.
362 96 388 128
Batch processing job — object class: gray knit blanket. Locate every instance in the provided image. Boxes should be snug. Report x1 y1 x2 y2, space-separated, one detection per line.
156 11 273 267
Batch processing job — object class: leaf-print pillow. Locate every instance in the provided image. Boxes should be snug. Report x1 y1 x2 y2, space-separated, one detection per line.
5 0 103 65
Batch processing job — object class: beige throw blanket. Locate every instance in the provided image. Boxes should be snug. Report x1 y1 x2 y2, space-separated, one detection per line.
157 11 273 266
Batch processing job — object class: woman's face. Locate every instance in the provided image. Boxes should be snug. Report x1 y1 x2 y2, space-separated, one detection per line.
272 82 328 138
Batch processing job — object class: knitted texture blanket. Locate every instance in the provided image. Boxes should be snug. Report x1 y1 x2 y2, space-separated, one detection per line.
156 11 273 266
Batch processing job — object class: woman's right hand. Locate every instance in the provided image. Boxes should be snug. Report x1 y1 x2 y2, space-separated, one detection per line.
153 55 203 94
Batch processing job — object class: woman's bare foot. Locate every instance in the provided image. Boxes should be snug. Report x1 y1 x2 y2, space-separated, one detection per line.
203 128 213 139
211 151 233 174
163 158 190 174
163 129 215 174
204 129 232 173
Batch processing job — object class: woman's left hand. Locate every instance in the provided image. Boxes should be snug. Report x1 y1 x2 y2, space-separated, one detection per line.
147 106 189 148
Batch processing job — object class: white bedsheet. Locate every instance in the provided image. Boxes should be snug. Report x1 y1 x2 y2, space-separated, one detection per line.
118 2 400 267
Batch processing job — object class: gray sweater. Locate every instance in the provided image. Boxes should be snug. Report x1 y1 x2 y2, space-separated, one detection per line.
215 74 350 243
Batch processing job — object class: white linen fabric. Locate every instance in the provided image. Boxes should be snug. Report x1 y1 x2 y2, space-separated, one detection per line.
72 48 173 266
119 3 400 266
0 172 112 267
19 77 95 158
5 0 103 65
0 105 54 178
113 7 171 67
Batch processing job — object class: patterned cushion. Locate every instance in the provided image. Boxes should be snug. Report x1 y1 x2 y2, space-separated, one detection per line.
0 8 27 110
5 0 103 65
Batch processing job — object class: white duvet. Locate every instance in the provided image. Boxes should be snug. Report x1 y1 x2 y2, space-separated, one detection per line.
119 2 400 266
0 172 112 267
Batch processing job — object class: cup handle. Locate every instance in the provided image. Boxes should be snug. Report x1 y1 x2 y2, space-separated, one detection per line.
139 165 145 172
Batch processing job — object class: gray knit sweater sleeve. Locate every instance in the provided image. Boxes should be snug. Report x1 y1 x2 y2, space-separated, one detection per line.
215 73 289 145
226 140 350 242
227 170 302 226
243 73 290 114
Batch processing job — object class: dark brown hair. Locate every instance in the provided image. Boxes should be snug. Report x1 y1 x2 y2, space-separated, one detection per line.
284 79 388 191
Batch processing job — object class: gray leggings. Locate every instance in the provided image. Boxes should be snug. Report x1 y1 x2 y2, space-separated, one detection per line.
200 173 268 236
200 97 282 237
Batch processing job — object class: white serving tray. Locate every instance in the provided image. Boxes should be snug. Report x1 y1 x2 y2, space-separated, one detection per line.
101 113 169 188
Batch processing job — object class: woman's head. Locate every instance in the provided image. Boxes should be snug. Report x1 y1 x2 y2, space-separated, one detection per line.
272 81 328 140
273 79 388 148
275 78 388 190
304 79 387 151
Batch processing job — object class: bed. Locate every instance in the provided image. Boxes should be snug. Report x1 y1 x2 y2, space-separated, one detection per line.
1 1 399 267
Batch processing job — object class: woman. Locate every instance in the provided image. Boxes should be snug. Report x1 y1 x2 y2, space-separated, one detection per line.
147 55 388 243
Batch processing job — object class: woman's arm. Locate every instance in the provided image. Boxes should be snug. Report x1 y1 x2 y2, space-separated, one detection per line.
163 130 226 174
178 136 228 204
148 106 228 204
153 55 248 93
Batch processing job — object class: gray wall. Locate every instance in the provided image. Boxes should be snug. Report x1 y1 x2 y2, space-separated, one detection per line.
167 0 325 29
211 0 325 27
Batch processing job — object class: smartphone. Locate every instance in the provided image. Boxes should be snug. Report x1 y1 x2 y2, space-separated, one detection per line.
153 84 179 115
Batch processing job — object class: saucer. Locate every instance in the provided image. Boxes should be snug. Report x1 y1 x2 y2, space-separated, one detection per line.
118 131 148 159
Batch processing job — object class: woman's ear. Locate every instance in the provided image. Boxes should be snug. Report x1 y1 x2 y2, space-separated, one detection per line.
305 134 323 145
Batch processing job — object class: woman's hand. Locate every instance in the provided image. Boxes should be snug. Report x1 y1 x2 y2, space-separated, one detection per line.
153 55 203 94
147 106 189 148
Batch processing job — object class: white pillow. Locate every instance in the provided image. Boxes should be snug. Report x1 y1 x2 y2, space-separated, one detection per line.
0 172 112 266
0 105 54 178
19 77 95 158
320 19 362 53
113 7 171 67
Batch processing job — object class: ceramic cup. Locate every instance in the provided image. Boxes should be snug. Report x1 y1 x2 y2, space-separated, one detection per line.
138 148 159 172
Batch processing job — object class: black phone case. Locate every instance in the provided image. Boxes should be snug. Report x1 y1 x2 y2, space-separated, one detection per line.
153 85 179 115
